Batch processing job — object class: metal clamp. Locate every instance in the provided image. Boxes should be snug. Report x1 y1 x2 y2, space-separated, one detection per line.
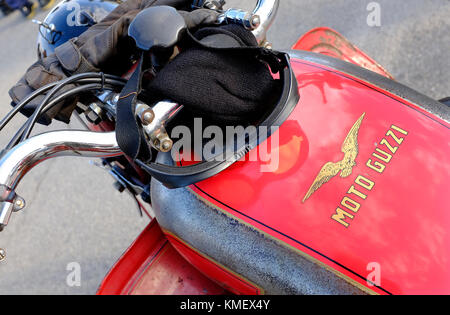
217 9 261 30
214 0 279 45
140 101 183 153
96 91 182 153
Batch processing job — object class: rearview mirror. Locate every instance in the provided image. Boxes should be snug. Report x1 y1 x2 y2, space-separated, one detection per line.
128 6 187 51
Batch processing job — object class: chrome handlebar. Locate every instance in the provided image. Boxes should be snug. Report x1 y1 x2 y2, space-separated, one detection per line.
217 0 279 45
0 0 280 233
251 0 279 44
0 97 181 231
0 131 122 230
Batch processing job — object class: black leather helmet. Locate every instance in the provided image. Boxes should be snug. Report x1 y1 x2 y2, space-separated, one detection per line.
37 0 118 59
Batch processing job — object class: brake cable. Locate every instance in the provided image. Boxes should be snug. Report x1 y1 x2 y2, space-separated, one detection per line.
3 75 125 150
0 74 125 132
20 73 125 141
5 84 103 149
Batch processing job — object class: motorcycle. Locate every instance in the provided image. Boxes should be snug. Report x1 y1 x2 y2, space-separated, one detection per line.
0 0 449 295
0 0 14 16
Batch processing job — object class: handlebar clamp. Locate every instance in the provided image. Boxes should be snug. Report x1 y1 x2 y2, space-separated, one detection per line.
217 9 261 30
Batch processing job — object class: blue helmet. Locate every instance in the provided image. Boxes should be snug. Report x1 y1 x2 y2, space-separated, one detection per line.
37 0 118 59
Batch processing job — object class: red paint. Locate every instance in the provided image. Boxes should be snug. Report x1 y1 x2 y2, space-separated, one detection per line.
293 27 394 79
98 28 449 295
191 58 450 295
97 219 227 295
166 234 262 295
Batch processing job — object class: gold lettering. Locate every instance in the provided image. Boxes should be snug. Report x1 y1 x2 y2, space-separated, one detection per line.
386 130 404 145
355 175 375 190
391 125 408 135
348 185 367 200
341 197 361 213
380 138 398 154
373 148 392 163
332 208 354 228
329 122 408 228
366 159 386 173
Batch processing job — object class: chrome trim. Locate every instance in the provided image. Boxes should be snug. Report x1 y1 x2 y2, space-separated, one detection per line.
95 90 182 152
142 101 181 137
0 130 122 229
142 101 183 152
218 8 261 30
251 0 279 44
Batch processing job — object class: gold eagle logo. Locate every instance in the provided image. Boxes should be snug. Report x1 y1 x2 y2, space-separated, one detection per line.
302 113 366 203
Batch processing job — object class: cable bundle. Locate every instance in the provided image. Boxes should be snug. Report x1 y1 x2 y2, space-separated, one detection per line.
0 73 125 151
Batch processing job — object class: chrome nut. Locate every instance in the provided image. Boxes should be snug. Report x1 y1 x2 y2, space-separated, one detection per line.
152 132 173 153
136 104 155 126
140 109 155 126
85 103 104 125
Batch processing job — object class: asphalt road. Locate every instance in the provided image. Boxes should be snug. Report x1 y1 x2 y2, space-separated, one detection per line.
0 0 449 294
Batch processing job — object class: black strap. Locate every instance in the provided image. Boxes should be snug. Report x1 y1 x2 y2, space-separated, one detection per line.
114 33 296 188
136 52 298 188
186 28 287 73
115 53 152 162
115 33 285 162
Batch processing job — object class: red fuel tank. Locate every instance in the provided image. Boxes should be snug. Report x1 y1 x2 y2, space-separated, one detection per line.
183 50 450 295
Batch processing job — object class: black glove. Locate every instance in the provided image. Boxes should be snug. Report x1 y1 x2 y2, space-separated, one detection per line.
146 24 281 126
9 0 219 124
9 55 76 125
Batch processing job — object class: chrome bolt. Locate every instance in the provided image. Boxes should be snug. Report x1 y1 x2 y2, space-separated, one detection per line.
136 104 155 126
0 248 5 261
141 110 155 125
89 103 103 116
13 197 25 212
85 103 104 125
261 39 273 50
15 199 24 209
152 132 173 153
161 139 173 152
250 15 261 28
